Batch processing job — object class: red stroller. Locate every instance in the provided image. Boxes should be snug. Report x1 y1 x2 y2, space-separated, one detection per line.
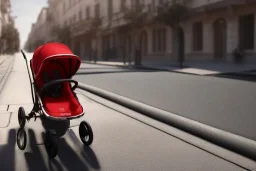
17 42 93 158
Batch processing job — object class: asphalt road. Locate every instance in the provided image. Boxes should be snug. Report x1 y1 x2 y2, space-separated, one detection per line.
75 63 256 141
0 54 253 170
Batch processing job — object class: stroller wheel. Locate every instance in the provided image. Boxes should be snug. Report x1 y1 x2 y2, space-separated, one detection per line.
18 107 26 128
45 130 58 158
79 121 93 146
17 128 27 150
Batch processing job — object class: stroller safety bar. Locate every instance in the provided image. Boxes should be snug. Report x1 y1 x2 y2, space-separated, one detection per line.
40 79 78 96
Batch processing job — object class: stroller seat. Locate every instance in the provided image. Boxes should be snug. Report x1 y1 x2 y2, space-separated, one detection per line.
39 61 83 118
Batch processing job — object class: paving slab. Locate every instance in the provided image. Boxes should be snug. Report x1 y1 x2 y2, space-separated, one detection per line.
8 104 34 113
0 112 11 128
0 93 252 171
0 105 8 111
0 107 249 171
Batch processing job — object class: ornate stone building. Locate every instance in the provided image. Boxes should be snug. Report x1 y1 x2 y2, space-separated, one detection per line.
26 0 256 64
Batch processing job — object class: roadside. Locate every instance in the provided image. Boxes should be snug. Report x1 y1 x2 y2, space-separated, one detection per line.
82 60 256 76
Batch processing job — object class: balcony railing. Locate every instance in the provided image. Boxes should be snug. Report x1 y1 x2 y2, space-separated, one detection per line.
70 17 102 37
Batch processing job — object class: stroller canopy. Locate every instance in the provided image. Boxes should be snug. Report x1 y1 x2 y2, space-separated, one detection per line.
31 42 81 79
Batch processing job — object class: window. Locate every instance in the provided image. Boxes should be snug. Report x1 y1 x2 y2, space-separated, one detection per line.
79 10 82 20
95 3 100 19
193 22 203 51
63 2 66 12
152 0 156 8
152 28 166 52
120 0 126 11
153 30 157 52
239 14 254 50
108 0 113 21
86 6 90 19
69 0 71 8
131 0 143 10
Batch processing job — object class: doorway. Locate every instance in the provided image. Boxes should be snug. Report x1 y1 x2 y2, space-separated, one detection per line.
213 18 227 60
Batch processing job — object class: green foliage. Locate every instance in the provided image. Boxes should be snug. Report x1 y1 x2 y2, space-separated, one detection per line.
90 17 102 30
51 26 71 44
122 3 151 29
155 0 190 28
0 23 20 54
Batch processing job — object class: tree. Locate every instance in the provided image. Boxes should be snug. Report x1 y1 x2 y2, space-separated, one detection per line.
87 17 102 62
155 0 190 68
122 3 151 65
0 23 20 54
51 26 71 45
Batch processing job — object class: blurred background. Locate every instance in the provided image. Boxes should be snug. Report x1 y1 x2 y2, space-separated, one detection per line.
3 0 256 68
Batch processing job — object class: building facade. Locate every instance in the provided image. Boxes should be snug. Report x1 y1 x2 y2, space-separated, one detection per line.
25 0 256 64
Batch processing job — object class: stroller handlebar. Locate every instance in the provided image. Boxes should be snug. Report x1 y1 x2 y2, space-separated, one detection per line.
40 79 78 97
20 50 27 61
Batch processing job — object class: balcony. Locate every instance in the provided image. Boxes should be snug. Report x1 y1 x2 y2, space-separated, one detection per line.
101 12 128 29
191 0 256 12
70 18 102 37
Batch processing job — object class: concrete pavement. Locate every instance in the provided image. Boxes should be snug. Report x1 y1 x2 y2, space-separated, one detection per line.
0 53 255 170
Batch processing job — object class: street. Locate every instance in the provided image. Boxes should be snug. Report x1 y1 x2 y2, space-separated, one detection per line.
0 54 255 171
75 63 256 142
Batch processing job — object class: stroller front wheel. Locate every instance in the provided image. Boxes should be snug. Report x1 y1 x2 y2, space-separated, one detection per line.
17 128 27 150
18 107 26 128
79 121 93 146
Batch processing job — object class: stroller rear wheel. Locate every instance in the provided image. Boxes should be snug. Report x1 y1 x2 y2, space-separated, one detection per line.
79 121 93 146
17 128 27 150
18 107 26 128
45 129 58 158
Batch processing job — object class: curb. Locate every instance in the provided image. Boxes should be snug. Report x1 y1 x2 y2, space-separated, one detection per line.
78 82 256 161
82 61 256 77
0 57 14 95
81 61 132 68
82 61 196 75
211 71 256 77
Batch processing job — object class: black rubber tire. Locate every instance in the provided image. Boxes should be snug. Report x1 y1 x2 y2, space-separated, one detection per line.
44 130 58 158
17 128 27 150
18 107 26 128
79 121 93 146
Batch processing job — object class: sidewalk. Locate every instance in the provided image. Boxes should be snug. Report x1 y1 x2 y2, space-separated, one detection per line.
82 60 256 76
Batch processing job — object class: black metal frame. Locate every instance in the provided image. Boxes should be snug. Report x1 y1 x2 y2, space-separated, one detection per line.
20 50 85 122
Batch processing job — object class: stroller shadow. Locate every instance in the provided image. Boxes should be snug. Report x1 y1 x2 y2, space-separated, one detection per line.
81 146 101 169
40 115 70 138
0 129 16 171
0 120 101 171
66 128 101 170
38 116 100 170
24 129 61 171
24 128 100 171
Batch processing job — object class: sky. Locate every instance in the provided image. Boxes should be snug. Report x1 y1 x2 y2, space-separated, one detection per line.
10 0 48 48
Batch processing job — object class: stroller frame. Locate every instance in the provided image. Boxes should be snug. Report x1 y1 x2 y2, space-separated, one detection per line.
21 50 84 122
16 50 94 158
